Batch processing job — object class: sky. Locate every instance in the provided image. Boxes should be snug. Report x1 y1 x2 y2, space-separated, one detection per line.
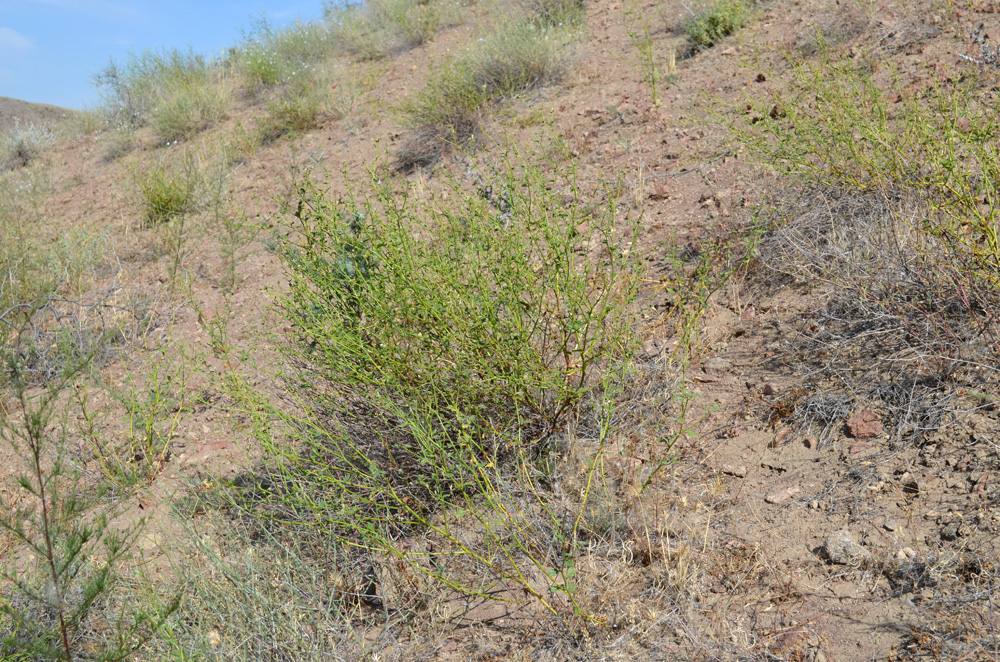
0 1 330 109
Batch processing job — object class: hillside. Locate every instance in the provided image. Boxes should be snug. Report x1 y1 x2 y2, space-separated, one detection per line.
1 1 999 661
0 96 75 131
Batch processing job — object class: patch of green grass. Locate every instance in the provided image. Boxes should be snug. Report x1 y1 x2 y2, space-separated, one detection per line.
684 0 750 50
149 71 233 144
520 0 586 27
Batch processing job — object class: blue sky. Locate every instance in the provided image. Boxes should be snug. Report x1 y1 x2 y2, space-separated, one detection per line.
0 1 329 109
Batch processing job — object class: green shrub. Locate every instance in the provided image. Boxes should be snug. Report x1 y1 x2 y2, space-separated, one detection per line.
398 18 570 168
519 0 586 27
238 156 641 612
133 154 201 223
150 72 232 144
259 79 330 143
685 0 749 50
0 119 55 170
231 18 336 90
735 57 1000 368
326 0 442 60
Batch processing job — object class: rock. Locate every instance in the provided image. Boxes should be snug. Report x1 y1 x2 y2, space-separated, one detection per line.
810 500 820 509
769 427 791 448
721 464 748 478
765 485 801 504
704 357 731 372
823 530 869 565
761 383 778 396
883 518 899 531
848 441 868 454
902 547 917 559
940 520 968 541
846 409 883 439
804 437 816 449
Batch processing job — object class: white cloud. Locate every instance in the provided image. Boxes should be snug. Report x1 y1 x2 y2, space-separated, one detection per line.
0 26 32 54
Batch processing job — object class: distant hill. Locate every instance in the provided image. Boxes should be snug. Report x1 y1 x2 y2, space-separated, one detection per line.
0 96 76 132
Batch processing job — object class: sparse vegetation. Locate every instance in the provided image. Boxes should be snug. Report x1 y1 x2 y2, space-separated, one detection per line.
397 17 573 169
325 0 444 60
736 55 1000 371
0 119 55 170
684 0 750 50
94 49 229 142
230 17 337 90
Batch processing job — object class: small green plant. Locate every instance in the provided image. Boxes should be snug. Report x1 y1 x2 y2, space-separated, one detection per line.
132 151 202 223
149 71 233 144
78 345 190 492
684 0 749 50
733 55 1000 368
230 17 336 91
217 208 263 293
0 303 179 660
259 82 330 143
624 2 676 106
519 0 586 27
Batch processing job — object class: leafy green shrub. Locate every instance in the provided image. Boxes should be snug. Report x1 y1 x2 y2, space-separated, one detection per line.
685 0 749 50
398 19 570 168
326 0 443 60
0 119 55 170
235 157 640 615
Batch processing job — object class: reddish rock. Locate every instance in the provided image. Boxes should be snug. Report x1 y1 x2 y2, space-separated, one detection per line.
846 409 883 439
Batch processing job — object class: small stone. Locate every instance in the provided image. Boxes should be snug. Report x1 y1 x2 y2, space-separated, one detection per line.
846 409 883 439
941 521 968 541
902 547 917 559
765 485 801 504
896 549 908 560
810 500 820 509
704 357 732 372
721 464 748 478
849 441 868 454
883 518 899 532
804 437 816 449
823 530 869 565
761 383 778 396
770 427 791 448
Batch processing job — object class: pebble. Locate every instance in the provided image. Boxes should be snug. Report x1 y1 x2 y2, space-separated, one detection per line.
883 518 899 531
823 530 869 565
765 485 801 504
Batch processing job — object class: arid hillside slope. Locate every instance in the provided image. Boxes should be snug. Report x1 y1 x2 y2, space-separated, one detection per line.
1 1 999 661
